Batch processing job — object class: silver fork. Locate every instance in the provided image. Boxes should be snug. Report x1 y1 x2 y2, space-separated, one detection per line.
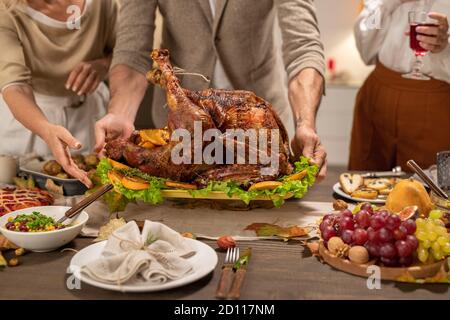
215 247 239 299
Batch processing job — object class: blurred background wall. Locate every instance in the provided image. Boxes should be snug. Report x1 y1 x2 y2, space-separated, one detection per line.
135 0 372 167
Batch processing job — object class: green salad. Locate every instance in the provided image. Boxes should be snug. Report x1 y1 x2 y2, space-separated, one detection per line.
5 212 65 232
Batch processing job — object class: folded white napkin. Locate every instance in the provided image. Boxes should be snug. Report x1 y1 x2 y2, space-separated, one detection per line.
81 221 196 285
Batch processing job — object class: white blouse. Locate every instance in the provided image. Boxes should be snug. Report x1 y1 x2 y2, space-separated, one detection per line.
355 0 450 84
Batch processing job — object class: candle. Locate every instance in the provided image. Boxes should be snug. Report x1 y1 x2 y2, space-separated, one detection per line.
0 155 17 184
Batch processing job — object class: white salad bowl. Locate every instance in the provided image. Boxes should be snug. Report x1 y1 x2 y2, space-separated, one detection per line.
0 206 88 252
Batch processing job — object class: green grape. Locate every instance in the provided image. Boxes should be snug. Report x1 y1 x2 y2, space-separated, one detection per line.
435 226 448 236
422 239 432 249
431 247 444 261
416 230 428 241
416 218 426 228
429 209 443 220
432 241 441 252
437 236 448 246
416 217 449 263
352 203 362 214
427 231 438 242
418 248 429 263
442 243 450 254
425 222 435 232
434 219 445 227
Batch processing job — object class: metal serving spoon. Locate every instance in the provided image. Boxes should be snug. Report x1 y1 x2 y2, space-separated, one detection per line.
407 160 449 199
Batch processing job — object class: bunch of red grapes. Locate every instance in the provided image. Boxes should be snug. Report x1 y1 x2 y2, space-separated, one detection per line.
320 203 419 267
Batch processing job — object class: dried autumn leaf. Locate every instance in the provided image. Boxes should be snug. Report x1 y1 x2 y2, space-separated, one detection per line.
306 241 320 256
0 252 6 268
395 272 417 283
0 235 18 251
245 223 309 239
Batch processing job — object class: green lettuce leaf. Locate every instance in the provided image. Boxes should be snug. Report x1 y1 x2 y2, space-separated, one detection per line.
97 158 112 184
96 158 166 205
96 157 318 208
190 156 318 207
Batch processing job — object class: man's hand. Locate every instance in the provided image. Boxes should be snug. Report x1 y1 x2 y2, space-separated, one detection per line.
288 68 327 182
41 124 92 188
291 124 327 181
416 12 449 53
94 113 135 155
66 57 111 96
94 65 148 155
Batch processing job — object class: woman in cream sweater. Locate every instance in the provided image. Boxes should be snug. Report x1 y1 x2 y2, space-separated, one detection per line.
0 0 116 186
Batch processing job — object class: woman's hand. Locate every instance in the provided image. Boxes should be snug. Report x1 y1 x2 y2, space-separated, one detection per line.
416 12 449 53
65 57 111 96
41 124 92 188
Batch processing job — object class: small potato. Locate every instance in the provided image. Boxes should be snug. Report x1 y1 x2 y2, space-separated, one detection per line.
43 160 62 176
84 154 99 169
72 154 85 164
8 258 19 267
72 154 87 171
56 173 69 179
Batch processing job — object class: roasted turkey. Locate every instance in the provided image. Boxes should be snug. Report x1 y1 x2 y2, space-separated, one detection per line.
106 49 293 186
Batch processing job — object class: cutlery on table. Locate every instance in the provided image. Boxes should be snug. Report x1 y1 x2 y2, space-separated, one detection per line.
228 248 252 300
215 247 239 299
57 183 114 224
407 160 449 199
361 166 405 178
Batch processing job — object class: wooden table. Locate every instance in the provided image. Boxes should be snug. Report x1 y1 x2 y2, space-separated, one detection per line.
1 166 449 300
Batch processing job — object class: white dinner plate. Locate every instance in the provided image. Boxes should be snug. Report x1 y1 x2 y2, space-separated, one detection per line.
332 183 386 205
69 239 218 292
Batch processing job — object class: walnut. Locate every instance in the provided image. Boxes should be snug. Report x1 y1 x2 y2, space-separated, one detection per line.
333 199 348 211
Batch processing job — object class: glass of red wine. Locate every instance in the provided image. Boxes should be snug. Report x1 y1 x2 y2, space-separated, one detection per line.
402 11 437 81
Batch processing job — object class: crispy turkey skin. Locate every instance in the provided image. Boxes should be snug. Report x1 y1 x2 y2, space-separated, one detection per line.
106 49 293 185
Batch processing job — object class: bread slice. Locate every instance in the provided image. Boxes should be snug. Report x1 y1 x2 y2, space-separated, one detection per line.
379 187 393 196
366 179 389 191
339 173 364 194
351 188 379 200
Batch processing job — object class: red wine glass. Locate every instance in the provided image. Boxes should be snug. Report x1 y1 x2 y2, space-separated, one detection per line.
403 11 436 81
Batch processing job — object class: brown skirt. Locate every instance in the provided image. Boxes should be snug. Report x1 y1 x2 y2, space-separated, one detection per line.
349 63 450 171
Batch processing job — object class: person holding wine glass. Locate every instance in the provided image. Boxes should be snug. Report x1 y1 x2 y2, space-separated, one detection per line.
350 0 450 172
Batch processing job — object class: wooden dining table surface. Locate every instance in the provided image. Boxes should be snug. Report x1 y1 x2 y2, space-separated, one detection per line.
1 166 449 300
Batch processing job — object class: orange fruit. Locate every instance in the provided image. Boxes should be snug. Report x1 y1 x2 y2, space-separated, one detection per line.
386 178 433 217
139 129 169 146
248 181 283 191
285 170 307 181
108 171 124 186
139 141 156 149
165 181 198 190
121 176 150 190
108 159 130 170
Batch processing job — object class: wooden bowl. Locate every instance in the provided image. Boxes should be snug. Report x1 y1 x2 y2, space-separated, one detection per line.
319 241 446 282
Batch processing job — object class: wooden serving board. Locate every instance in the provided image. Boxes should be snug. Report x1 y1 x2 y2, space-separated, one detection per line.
160 189 294 201
319 242 447 282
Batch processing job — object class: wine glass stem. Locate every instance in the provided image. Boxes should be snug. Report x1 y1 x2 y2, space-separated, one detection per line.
413 55 424 74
